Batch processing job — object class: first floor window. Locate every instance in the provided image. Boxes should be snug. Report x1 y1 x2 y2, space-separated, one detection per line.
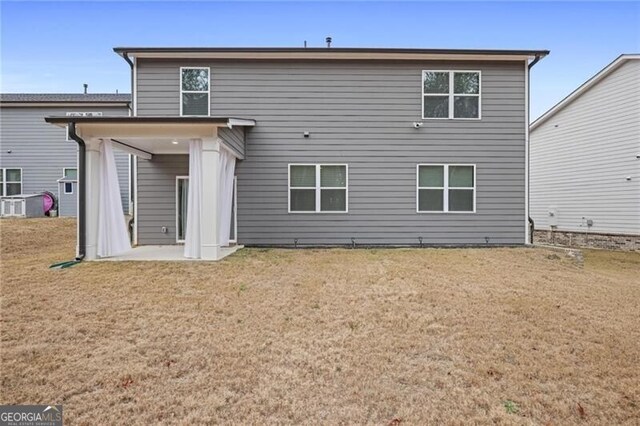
1 168 22 196
180 67 210 116
289 164 348 213
63 168 77 179
417 164 475 212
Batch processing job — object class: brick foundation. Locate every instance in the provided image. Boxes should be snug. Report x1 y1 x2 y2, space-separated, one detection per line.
533 229 639 251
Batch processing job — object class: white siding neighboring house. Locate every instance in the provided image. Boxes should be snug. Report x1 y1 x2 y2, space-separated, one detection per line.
530 54 640 250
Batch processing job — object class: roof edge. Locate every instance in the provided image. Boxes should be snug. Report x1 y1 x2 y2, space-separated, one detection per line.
531 54 640 130
0 93 131 105
44 115 256 125
114 46 550 55
114 46 549 61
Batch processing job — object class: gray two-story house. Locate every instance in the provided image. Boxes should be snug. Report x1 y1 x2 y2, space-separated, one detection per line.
45 47 548 261
0 93 131 217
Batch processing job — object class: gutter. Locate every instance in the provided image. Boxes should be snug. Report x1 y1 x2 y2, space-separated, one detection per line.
528 53 544 70
114 46 551 56
68 122 86 261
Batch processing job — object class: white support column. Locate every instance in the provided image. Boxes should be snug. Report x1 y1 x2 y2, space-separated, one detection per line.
84 138 102 260
200 136 221 260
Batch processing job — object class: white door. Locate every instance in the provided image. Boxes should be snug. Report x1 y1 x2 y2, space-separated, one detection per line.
14 200 24 216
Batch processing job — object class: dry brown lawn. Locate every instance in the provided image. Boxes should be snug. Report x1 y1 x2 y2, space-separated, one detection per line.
1 218 639 425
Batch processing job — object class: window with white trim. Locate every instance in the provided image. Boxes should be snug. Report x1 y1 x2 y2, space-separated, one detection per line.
422 71 480 119
63 168 77 179
64 182 74 194
180 67 210 116
417 164 475 212
289 164 348 213
1 168 22 196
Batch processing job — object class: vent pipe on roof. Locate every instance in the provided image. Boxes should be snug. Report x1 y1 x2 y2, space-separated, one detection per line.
83 83 88 94
326 36 332 48
304 40 307 48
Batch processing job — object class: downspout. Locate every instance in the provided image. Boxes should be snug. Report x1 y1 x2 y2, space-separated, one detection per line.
50 122 86 269
122 51 136 240
121 51 134 115
68 122 86 260
527 54 543 244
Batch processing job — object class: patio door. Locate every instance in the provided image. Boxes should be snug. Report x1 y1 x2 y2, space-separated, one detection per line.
175 176 237 244
230 177 237 243
176 176 189 243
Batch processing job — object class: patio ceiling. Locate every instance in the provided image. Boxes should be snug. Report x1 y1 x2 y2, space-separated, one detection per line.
44 116 256 155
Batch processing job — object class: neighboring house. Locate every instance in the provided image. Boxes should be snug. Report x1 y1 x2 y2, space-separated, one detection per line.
530 54 640 250
45 47 548 261
0 93 131 216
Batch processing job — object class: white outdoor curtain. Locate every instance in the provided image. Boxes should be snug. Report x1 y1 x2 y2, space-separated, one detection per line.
97 139 131 257
184 139 203 258
218 147 236 246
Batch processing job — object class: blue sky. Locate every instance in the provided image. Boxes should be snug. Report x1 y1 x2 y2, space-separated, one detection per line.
1 1 638 118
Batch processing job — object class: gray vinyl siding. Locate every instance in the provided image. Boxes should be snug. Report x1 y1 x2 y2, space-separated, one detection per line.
218 127 245 159
530 59 640 235
0 106 130 216
137 154 188 245
136 59 526 246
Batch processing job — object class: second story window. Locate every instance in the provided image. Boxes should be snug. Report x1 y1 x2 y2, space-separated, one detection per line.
181 67 210 116
422 71 480 119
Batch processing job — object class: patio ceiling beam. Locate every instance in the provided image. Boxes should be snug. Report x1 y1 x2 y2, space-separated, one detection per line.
110 139 153 160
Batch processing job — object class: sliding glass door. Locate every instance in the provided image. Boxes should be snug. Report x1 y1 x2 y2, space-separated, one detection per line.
176 176 237 245
176 177 189 243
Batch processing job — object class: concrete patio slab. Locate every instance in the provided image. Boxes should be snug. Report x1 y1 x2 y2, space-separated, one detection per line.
96 244 243 261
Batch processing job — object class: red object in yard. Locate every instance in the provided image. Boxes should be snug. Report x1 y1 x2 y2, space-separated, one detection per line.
42 191 56 214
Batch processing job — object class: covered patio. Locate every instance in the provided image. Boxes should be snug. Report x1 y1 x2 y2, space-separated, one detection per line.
45 116 256 261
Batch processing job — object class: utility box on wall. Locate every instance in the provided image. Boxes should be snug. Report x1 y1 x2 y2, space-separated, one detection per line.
547 207 558 227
